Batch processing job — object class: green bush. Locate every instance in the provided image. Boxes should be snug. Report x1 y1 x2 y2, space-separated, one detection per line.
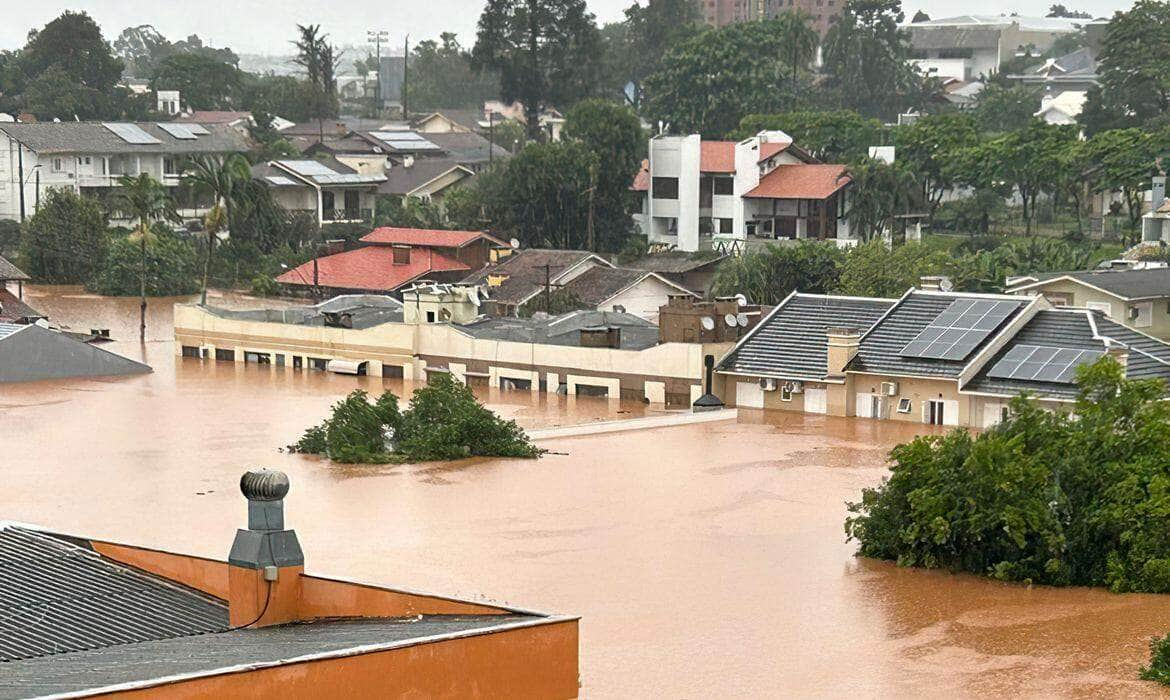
1142 634 1170 685
87 229 200 296
291 376 543 463
846 358 1170 593
250 275 281 297
20 189 109 283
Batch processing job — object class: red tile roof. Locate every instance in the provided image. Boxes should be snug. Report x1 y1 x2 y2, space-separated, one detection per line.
699 141 736 173
744 164 851 200
360 227 507 248
276 245 470 293
758 141 791 162
631 159 650 192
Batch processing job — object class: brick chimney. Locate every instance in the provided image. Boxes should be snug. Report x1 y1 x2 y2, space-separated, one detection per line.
228 469 304 628
826 327 861 378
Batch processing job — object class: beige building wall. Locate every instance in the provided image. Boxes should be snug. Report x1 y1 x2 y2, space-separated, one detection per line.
601 276 689 322
1012 280 1170 340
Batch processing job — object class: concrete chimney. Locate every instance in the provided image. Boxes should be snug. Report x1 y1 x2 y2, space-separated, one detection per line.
1152 176 1167 213
826 327 861 378
1105 339 1128 372
228 469 304 628
919 276 946 292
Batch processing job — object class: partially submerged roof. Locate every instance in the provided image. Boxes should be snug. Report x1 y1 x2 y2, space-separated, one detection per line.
0 524 228 663
0 255 29 281
202 295 405 329
457 310 659 350
0 122 247 155
276 246 469 293
0 322 150 383
461 249 613 306
361 227 507 249
0 288 43 323
718 293 896 380
744 164 851 200
1006 267 1170 301
847 291 1031 379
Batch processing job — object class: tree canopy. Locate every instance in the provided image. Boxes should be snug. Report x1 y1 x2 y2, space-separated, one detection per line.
1080 0 1170 134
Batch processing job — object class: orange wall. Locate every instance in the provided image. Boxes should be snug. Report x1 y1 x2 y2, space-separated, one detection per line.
89 619 580 700
90 541 229 598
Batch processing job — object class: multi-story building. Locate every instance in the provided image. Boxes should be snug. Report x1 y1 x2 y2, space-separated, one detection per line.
0 121 248 223
703 0 842 36
1006 267 1170 341
632 130 854 253
906 15 1088 82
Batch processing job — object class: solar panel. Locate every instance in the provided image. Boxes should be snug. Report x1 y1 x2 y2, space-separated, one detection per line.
185 123 211 135
277 160 339 177
371 131 441 150
986 344 1105 384
157 123 197 140
265 176 298 186
102 123 162 145
900 299 1019 361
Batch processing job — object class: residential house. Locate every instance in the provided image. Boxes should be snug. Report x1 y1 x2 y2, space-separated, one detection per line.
0 121 248 223
624 252 728 294
0 322 150 382
0 255 42 324
413 110 487 134
252 158 384 226
906 15 1087 82
716 286 1170 428
1005 267 1170 340
1035 89 1088 125
378 159 475 202
276 227 509 297
633 130 853 253
0 471 578 697
461 248 696 321
1009 47 1100 92
483 100 564 141
174 294 745 406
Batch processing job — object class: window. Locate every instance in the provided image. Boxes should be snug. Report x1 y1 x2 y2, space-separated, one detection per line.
163 157 178 175
181 346 201 358
713 177 734 195
322 190 336 210
309 358 328 371
214 348 235 362
652 177 679 199
52 158 63 172
1130 301 1153 328
77 156 92 166
897 398 912 413
939 48 974 60
718 218 733 234
780 385 793 402
426 311 436 323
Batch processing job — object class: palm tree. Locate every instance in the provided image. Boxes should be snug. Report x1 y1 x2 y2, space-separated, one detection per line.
774 11 818 88
183 154 251 305
111 174 179 342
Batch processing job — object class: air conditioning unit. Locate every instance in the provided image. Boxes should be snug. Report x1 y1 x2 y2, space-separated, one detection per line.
880 381 899 396
759 377 778 391
785 381 803 394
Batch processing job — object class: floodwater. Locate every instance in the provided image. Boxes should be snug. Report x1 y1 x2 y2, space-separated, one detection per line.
5 286 1170 697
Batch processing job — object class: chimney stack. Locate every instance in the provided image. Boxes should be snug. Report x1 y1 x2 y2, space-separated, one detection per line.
918 276 947 292
228 469 304 628
1152 176 1167 213
826 327 861 379
1105 339 1129 372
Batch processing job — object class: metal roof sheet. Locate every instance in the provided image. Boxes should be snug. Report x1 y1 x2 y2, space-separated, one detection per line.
0 525 228 662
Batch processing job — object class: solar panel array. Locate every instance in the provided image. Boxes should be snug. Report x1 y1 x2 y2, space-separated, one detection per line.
157 123 197 140
277 160 338 177
102 123 162 145
265 175 298 186
371 130 440 151
986 344 1105 384
900 299 1018 361
184 123 211 135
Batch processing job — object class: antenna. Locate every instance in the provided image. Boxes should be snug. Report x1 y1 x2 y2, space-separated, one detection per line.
700 316 715 331
724 313 737 327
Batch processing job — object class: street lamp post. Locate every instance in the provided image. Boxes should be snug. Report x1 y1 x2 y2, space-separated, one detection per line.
367 29 388 115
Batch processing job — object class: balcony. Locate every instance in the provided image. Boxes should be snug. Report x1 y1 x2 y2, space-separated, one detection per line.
290 209 374 224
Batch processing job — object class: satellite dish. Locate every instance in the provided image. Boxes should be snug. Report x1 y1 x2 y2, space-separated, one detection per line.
509 238 521 249
734 293 747 307
700 316 715 331
724 313 737 327
736 313 749 327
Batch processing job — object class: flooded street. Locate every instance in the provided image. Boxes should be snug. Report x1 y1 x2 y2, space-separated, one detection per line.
5 286 1170 697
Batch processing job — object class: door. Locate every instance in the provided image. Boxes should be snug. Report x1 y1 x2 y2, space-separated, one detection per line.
804 387 827 414
321 190 336 216
738 381 765 409
344 189 360 217
856 393 882 419
925 400 957 426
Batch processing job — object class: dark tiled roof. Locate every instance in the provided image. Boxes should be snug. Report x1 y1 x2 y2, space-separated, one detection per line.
458 310 659 350
0 256 29 281
718 293 896 379
463 250 608 305
378 159 472 196
0 122 248 155
0 525 227 662
625 252 727 274
0 615 541 699
1010 267 1170 300
0 288 43 323
561 267 666 307
424 132 510 164
964 309 1170 399
848 292 1029 378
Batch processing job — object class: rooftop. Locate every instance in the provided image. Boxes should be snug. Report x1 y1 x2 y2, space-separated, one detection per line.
0 288 43 323
378 159 473 196
276 246 469 293
269 158 385 186
458 309 660 350
561 267 694 307
744 164 851 200
0 122 247 155
361 226 504 249
0 255 30 281
699 141 736 173
624 251 728 275
461 249 611 306
0 322 150 383
202 295 405 329
1007 267 1170 300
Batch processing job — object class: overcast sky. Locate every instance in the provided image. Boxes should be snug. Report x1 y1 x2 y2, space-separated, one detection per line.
0 0 1137 56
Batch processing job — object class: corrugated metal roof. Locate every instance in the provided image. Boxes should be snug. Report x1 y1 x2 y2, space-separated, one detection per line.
0 525 227 662
718 294 896 379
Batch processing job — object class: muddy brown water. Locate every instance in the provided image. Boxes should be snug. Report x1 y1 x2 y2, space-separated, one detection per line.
5 286 1170 697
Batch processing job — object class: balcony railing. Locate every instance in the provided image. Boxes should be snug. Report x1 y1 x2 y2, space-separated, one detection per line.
289 208 374 224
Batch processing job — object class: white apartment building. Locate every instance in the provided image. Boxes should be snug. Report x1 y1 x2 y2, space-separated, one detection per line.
0 121 248 222
633 130 854 253
905 15 1089 82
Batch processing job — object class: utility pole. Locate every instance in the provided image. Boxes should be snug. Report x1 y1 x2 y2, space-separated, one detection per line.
367 29 388 116
586 163 596 252
544 264 551 313
401 35 409 121
488 112 494 168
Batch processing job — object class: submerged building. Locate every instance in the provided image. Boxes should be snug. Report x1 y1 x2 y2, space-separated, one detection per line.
0 469 578 698
0 322 150 383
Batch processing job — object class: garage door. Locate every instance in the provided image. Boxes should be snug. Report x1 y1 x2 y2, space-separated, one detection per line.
804 387 827 414
737 381 765 409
